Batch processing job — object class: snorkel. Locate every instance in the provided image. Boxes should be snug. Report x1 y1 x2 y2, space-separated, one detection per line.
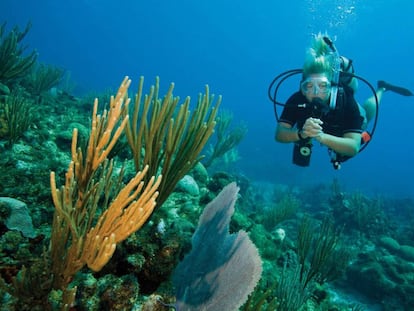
322 36 341 110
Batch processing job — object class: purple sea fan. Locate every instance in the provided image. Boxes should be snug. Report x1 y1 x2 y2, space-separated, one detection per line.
173 182 262 311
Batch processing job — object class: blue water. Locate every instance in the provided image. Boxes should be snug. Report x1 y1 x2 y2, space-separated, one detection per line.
2 0 413 198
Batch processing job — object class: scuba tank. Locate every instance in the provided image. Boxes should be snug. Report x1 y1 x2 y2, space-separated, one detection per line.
323 36 341 110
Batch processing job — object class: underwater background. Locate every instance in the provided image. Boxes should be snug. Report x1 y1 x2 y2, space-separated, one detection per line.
3 0 413 197
1 0 414 310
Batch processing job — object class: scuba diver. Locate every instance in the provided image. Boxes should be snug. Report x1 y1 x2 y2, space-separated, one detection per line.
271 33 413 169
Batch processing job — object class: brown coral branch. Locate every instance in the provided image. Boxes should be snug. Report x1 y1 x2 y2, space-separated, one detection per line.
49 77 161 291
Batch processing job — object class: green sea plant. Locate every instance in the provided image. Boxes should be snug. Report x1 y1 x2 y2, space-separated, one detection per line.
0 253 53 310
0 22 37 84
0 90 34 146
248 247 313 310
241 262 312 311
349 193 387 237
261 192 300 231
297 216 351 287
274 264 312 311
329 181 388 237
203 109 247 168
59 71 76 94
351 303 366 311
243 216 351 311
248 217 352 311
22 63 65 102
124 76 220 208
241 282 279 311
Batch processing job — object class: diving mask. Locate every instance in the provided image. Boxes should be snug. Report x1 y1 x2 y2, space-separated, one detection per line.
300 77 331 95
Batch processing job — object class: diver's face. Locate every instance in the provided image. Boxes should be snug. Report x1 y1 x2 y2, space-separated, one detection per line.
301 74 331 103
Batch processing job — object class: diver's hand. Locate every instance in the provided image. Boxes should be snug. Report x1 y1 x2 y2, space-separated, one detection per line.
302 117 323 138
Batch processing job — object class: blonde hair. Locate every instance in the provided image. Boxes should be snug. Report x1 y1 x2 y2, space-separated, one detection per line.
302 32 336 81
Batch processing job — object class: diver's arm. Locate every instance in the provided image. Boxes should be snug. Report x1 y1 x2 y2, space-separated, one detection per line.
276 118 325 142
300 117 360 156
277 119 361 157
315 132 361 157
275 122 301 142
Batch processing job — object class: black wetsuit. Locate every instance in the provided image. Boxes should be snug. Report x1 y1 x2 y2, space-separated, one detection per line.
279 86 364 137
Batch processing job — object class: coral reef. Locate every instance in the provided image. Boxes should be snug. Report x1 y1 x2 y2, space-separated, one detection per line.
0 21 413 311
